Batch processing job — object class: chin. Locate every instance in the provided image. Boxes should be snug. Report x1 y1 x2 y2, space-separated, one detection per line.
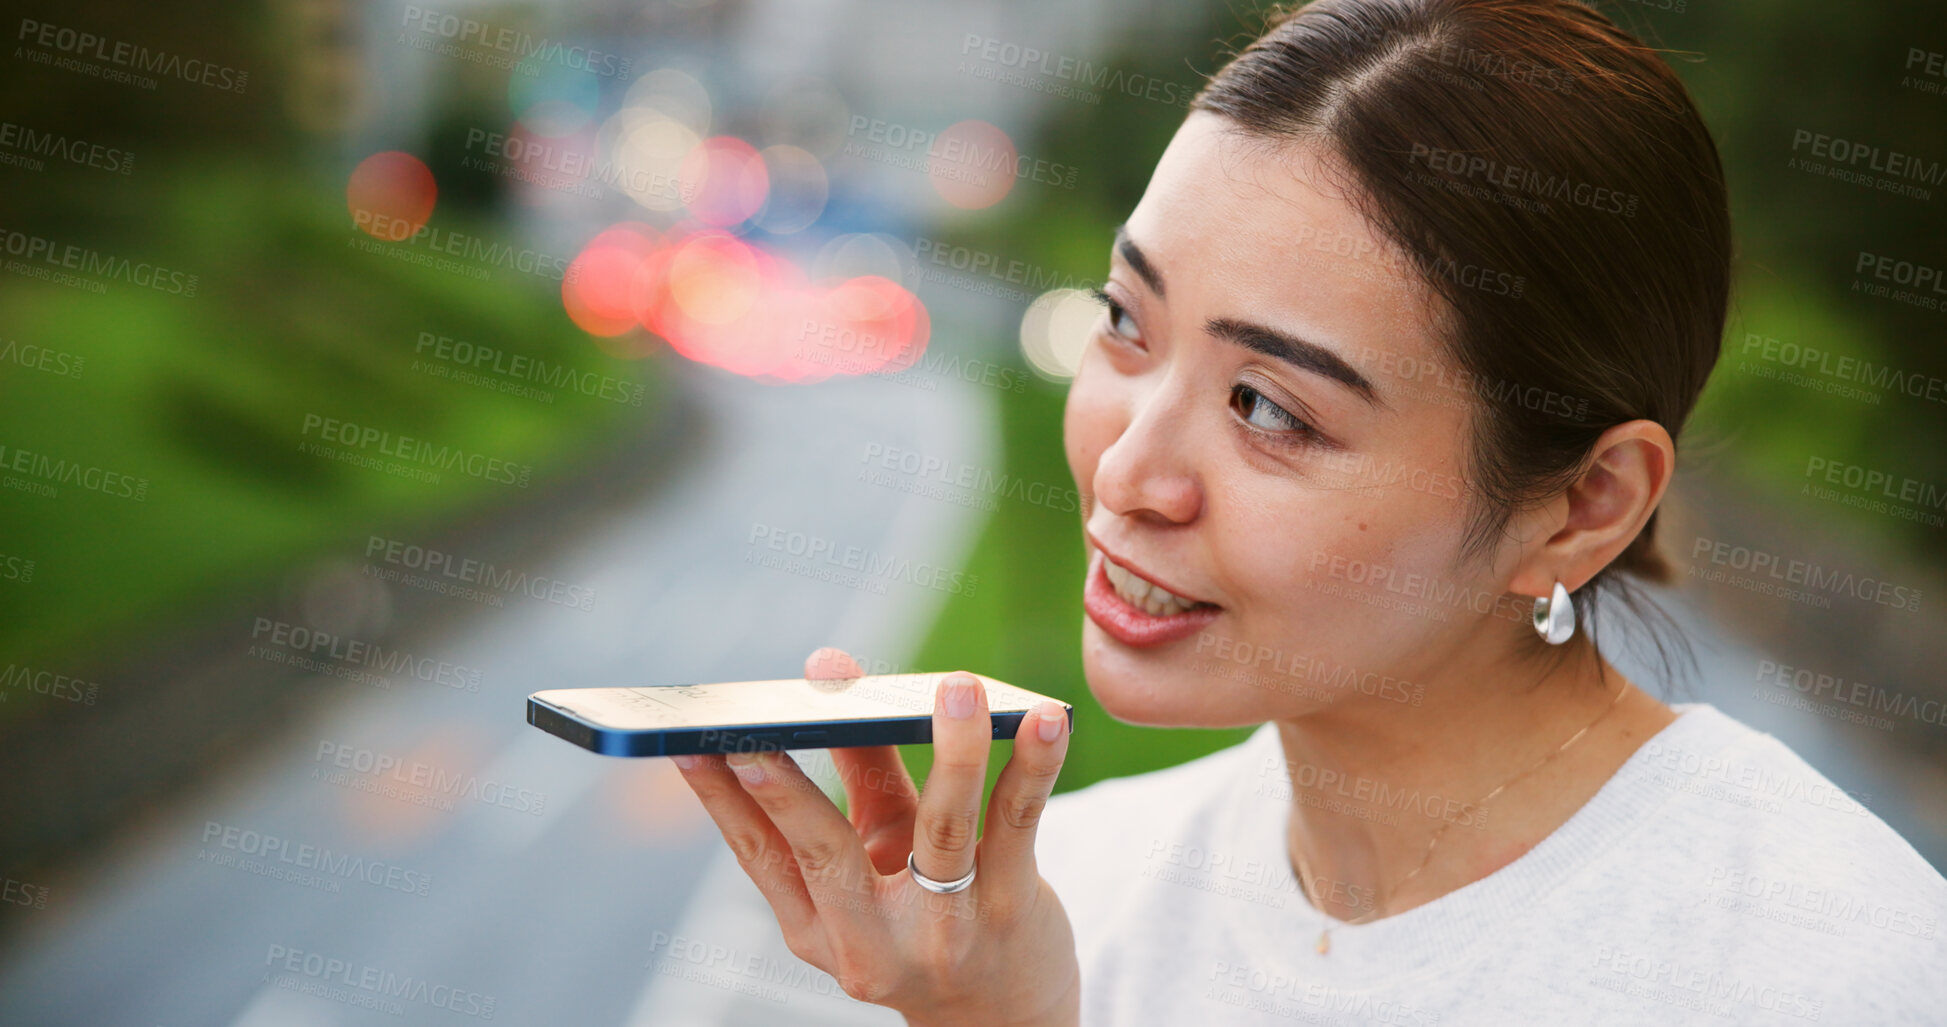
1081 623 1249 728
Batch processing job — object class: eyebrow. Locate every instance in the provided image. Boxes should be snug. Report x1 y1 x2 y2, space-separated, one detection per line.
1206 317 1386 410
1113 225 1166 299
1114 224 1385 410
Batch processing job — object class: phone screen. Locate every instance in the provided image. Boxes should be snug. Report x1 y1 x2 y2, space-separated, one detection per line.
532 673 1051 731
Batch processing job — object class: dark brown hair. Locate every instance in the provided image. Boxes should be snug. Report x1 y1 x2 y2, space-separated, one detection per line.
1194 0 1731 672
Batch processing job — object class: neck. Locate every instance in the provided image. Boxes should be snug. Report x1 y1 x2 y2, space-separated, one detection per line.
1273 639 1673 923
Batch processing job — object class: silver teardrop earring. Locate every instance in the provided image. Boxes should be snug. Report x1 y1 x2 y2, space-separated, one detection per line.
1532 580 1576 645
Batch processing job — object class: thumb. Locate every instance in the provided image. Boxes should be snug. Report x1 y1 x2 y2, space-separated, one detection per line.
805 647 865 681
802 647 916 873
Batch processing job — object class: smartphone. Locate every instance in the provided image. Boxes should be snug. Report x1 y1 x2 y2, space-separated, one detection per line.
527 673 1073 757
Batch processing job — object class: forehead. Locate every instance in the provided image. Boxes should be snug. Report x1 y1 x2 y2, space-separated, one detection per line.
1123 112 1444 369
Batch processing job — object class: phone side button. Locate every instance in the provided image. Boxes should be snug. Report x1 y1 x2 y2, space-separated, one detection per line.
792 729 829 746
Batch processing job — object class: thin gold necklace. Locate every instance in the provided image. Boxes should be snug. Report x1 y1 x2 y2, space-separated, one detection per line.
1291 682 1630 955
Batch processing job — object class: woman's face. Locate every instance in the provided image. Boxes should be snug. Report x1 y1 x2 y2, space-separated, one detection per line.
1064 112 1516 727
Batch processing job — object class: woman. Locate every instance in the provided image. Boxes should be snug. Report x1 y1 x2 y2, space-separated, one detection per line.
675 0 1947 1022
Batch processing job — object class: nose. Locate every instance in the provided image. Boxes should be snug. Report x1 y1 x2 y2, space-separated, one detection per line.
1092 382 1204 526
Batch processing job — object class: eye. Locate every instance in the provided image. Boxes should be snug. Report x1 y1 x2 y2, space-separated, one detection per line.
1091 288 1141 344
1230 384 1323 447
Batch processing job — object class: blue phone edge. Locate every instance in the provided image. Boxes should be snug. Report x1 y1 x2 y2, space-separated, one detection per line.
526 692 1075 758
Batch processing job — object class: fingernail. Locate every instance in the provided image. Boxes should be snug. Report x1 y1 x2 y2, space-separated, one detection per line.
672 754 697 770
1037 703 1064 742
727 753 766 785
943 675 977 719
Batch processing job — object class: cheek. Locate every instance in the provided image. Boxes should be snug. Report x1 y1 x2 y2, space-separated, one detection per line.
1229 498 1370 607
1216 482 1458 624
1062 367 1123 501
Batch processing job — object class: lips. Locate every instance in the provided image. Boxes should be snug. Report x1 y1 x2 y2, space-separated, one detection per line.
1082 548 1221 647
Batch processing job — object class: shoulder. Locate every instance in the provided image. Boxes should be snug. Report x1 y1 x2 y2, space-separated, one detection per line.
1585 704 1947 1016
1633 704 1940 890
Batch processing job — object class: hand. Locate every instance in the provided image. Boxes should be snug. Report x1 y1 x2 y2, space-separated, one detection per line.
672 648 1081 1027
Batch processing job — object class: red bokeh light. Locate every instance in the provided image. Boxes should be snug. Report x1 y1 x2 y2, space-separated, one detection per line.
805 275 929 375
563 223 662 337
636 230 795 376
562 218 932 383
347 151 437 240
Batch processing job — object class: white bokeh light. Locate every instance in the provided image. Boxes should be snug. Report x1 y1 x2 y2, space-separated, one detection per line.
1020 287 1099 381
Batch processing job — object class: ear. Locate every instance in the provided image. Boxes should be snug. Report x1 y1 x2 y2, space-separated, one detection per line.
1506 420 1675 599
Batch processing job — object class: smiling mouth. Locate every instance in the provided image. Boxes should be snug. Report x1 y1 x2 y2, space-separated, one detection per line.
1083 548 1222 648
1102 555 1210 616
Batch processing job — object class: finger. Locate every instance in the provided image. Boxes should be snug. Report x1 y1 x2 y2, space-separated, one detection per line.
805 647 864 680
672 754 829 963
910 672 991 889
980 700 1072 897
725 746 882 931
829 746 919 874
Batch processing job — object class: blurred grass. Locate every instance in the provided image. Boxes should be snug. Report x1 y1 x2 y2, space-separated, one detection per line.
0 158 657 718
1691 271 1912 519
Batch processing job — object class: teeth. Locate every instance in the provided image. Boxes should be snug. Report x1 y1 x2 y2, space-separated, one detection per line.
1105 560 1149 602
1104 556 1197 615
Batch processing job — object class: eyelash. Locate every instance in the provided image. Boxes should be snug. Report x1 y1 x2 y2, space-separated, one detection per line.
1231 384 1325 449
1090 288 1141 344
1089 288 1325 451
